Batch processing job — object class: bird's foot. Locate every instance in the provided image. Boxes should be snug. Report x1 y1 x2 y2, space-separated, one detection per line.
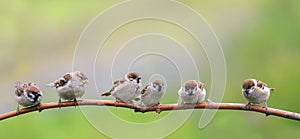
114 99 121 107
263 103 270 117
155 103 161 114
74 98 78 108
129 101 135 109
58 99 62 109
245 102 251 110
206 99 214 104
37 103 42 112
16 105 20 116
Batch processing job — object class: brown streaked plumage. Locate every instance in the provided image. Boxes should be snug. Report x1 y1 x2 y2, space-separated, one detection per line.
101 79 126 96
141 85 150 95
48 71 88 107
101 72 142 103
127 72 140 81
184 80 198 90
14 81 43 113
242 79 256 90
178 80 206 104
140 80 165 113
242 78 276 116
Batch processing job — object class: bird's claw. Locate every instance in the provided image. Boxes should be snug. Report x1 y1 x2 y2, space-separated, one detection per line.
206 99 214 104
114 99 121 107
58 99 62 109
129 101 135 109
74 98 78 108
155 103 161 114
37 104 42 112
16 105 20 116
263 103 270 117
245 102 251 110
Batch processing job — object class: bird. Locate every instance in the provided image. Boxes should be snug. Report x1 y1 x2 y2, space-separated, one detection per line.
14 81 43 113
101 72 142 105
178 80 206 104
140 80 165 107
242 78 275 113
48 71 88 107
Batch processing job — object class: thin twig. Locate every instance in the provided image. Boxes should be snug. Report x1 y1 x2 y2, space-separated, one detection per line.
0 100 299 121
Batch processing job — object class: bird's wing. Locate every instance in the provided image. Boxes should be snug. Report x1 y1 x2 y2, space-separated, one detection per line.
256 80 268 88
14 81 25 96
49 78 68 88
257 80 276 92
141 85 150 96
195 80 205 90
101 78 126 96
63 73 72 81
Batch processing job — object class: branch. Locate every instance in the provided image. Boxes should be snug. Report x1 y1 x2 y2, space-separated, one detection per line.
1 100 299 121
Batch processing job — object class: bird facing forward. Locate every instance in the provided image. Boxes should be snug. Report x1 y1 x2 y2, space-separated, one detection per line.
48 71 88 106
242 78 275 112
14 81 43 112
178 80 206 104
101 72 141 104
140 79 165 107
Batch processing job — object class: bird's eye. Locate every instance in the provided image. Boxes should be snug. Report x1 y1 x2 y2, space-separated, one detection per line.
184 88 187 92
129 78 133 81
250 86 255 90
153 84 157 88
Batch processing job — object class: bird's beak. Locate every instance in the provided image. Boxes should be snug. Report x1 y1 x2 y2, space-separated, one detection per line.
82 80 88 85
188 90 193 95
243 90 249 95
137 77 141 84
158 86 162 92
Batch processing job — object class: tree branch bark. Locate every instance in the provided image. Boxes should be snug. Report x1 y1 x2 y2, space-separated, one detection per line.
1 99 299 121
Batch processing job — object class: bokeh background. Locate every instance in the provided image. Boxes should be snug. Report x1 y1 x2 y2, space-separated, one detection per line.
1 0 300 139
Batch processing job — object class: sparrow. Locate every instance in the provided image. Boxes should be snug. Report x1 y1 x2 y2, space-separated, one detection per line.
139 80 165 114
14 81 43 113
242 78 275 112
101 72 141 105
48 71 88 107
140 80 165 107
178 80 206 104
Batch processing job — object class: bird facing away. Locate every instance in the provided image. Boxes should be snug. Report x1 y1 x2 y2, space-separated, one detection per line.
101 72 141 104
178 80 206 104
14 81 43 112
242 78 275 112
48 71 88 106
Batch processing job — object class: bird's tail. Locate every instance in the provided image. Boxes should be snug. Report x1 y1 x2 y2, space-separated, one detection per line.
101 91 111 96
47 83 56 87
270 88 276 92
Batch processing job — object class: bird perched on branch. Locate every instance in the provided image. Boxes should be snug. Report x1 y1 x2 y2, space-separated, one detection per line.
14 81 43 113
140 80 165 107
48 71 88 107
101 72 141 105
139 80 165 113
242 78 276 113
178 80 206 104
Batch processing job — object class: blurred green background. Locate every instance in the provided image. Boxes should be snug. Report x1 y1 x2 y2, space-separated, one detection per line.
1 0 300 139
